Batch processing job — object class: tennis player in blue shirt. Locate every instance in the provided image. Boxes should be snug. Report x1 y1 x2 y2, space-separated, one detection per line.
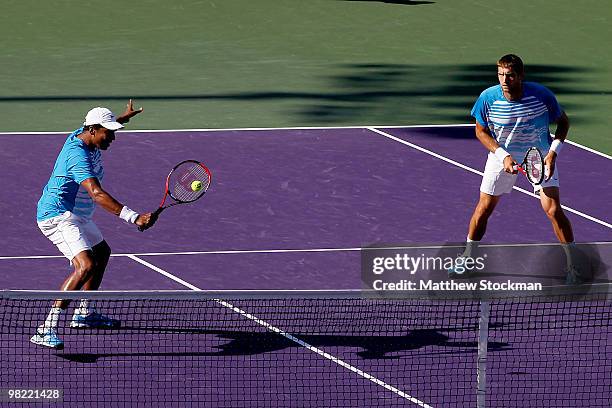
451 54 578 281
31 100 157 349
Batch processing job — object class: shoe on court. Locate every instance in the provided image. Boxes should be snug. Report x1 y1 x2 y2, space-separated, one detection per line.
565 266 586 285
70 312 120 329
30 327 64 350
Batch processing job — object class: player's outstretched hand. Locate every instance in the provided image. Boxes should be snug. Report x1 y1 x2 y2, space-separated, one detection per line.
135 212 158 231
118 99 144 123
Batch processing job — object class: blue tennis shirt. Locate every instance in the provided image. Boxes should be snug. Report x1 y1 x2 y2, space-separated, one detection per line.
471 82 563 162
37 128 104 221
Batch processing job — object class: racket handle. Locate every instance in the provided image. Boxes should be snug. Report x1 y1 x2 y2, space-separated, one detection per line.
138 207 165 232
512 165 526 175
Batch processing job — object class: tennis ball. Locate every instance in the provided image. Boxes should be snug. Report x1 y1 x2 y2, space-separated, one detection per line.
191 180 203 192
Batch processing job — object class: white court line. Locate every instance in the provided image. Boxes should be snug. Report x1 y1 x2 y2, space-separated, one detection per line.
2 241 610 260
0 247 363 260
367 127 612 230
0 123 473 135
126 254 433 408
0 124 609 160
0 254 67 260
565 140 612 160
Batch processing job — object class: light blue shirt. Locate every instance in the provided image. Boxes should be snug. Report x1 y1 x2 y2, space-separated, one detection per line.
471 82 562 162
37 128 104 221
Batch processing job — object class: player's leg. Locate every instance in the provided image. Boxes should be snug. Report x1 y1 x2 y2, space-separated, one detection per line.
30 250 95 349
468 192 502 242
539 186 574 243
538 186 582 283
470 153 516 242
538 172 585 283
465 154 514 249
32 214 116 348
449 154 514 276
69 240 119 329
32 210 96 348
52 251 96 318
80 240 111 291
449 192 501 276
68 240 119 328
66 222 117 327
59 250 97 293
454 192 501 268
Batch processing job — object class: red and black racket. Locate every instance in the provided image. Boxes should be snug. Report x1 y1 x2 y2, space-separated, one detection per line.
513 146 545 185
139 160 212 231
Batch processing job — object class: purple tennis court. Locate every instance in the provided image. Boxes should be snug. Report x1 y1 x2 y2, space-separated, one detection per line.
1 126 611 407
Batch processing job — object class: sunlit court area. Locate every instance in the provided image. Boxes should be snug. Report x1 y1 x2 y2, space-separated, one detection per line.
1 1 611 407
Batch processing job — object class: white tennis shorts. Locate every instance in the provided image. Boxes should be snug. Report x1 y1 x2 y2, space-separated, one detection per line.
37 211 104 261
480 153 560 196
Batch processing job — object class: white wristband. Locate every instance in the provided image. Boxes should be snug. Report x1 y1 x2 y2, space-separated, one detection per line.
494 147 510 163
550 139 563 155
119 206 139 224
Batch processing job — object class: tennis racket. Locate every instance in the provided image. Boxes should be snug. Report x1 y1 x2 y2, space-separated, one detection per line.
139 160 212 231
513 146 545 185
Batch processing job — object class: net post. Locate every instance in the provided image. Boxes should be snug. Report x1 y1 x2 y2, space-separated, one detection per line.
476 300 490 408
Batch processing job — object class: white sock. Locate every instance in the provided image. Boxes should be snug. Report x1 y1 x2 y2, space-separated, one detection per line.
463 237 480 258
42 307 64 330
561 242 576 269
74 299 96 316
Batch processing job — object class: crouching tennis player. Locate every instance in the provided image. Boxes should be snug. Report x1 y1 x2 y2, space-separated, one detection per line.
31 100 157 349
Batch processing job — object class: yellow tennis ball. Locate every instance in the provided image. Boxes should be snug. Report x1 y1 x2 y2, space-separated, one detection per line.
191 180 203 192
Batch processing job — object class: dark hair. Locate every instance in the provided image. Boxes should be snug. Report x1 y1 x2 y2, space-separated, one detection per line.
497 54 524 75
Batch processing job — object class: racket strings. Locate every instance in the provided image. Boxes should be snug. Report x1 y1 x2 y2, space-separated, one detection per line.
169 163 210 202
524 148 544 184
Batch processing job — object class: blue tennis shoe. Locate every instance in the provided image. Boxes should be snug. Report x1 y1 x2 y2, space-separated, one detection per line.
70 312 121 329
447 257 477 278
30 328 64 350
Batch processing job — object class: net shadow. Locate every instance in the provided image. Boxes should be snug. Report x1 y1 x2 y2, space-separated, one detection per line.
54 326 509 363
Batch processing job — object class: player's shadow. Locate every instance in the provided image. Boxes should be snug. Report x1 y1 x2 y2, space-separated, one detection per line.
55 326 509 363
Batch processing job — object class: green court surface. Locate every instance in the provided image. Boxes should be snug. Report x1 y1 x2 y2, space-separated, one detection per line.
1 0 610 153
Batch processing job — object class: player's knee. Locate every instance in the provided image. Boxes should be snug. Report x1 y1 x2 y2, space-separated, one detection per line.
544 205 564 221
75 259 95 280
475 202 495 219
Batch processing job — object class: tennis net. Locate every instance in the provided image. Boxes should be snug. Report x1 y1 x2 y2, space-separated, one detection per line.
0 289 610 407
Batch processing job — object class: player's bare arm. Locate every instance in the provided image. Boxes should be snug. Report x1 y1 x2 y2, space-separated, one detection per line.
544 111 570 180
80 177 156 230
475 121 515 174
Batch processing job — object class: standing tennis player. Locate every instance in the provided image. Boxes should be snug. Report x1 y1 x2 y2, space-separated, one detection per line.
31 100 157 349
452 54 579 281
